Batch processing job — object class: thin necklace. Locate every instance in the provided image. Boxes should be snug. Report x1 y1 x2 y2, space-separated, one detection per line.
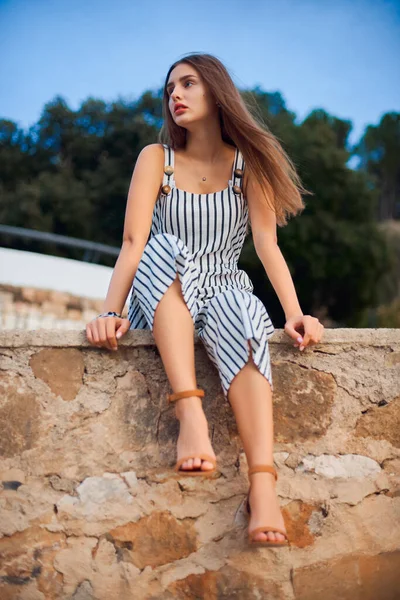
197 148 226 182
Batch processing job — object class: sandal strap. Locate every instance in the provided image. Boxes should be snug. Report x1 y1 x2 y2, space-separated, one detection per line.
166 388 205 403
248 464 278 481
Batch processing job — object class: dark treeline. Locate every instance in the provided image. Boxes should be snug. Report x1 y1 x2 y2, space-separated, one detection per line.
0 88 399 328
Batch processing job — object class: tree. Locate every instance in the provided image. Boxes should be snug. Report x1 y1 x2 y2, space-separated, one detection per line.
354 112 400 220
240 105 392 327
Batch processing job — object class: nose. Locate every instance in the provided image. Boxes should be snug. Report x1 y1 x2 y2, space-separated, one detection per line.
170 87 182 102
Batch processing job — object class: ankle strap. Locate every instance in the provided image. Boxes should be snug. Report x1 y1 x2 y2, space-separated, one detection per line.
166 388 205 403
248 465 278 481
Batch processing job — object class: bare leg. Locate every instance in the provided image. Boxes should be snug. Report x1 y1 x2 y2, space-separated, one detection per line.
152 274 216 471
227 342 287 542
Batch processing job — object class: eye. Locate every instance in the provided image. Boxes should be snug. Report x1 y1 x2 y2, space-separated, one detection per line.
167 80 194 96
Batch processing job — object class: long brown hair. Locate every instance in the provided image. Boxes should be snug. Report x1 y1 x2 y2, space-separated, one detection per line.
158 52 310 228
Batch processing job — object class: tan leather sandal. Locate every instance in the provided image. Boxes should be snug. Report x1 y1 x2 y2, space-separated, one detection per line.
166 387 217 477
246 464 290 547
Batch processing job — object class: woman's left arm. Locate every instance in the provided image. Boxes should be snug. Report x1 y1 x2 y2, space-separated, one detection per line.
245 173 324 351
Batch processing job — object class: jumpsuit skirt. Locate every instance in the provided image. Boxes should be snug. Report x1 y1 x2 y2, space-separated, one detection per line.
127 144 275 398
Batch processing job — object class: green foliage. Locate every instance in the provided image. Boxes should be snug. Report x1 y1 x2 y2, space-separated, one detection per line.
238 100 397 326
354 112 400 220
0 89 398 326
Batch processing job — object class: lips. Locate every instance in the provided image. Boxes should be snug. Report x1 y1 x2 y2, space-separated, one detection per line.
174 104 188 113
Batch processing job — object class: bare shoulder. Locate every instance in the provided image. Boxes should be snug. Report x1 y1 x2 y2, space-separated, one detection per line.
139 142 164 156
138 142 165 165
135 143 165 186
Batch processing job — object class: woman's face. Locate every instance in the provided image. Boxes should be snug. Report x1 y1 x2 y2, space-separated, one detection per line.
166 63 216 126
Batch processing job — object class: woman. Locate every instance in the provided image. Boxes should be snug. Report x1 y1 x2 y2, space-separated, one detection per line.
86 52 324 547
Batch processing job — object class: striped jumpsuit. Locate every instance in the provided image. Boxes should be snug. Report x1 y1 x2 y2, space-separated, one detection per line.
127 144 275 397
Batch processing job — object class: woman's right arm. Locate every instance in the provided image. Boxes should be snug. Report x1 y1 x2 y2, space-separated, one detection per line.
86 143 164 350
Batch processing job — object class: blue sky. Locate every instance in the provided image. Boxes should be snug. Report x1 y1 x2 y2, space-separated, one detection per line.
1 0 399 147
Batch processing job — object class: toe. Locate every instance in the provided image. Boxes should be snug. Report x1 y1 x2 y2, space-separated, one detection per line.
201 460 214 471
275 532 286 542
193 457 202 469
267 531 276 542
253 531 268 542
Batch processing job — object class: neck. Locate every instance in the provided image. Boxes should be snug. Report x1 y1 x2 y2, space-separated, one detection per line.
184 119 226 163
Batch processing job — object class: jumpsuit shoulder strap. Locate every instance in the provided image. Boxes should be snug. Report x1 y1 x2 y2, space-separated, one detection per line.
162 144 175 188
231 147 245 193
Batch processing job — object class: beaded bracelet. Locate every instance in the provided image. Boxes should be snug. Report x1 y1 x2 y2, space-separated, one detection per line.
96 311 122 319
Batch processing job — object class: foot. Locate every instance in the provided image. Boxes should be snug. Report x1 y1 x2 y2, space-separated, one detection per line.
247 471 288 543
174 397 216 472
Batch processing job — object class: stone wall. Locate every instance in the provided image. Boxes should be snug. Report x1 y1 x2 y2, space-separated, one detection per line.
0 328 399 599
0 285 128 331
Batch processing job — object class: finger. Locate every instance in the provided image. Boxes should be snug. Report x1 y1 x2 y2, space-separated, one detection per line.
300 322 321 349
285 323 304 343
102 318 115 351
97 318 112 350
300 324 317 349
116 318 131 339
106 318 118 351
91 322 102 346
86 324 93 345
122 318 132 333
87 325 99 347
300 331 311 350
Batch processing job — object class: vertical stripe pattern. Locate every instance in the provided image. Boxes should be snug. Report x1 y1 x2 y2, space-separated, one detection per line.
127 144 275 397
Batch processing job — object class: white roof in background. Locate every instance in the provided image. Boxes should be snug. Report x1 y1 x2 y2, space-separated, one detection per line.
0 247 114 299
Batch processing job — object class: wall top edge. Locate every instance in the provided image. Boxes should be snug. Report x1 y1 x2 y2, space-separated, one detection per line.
0 328 399 348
